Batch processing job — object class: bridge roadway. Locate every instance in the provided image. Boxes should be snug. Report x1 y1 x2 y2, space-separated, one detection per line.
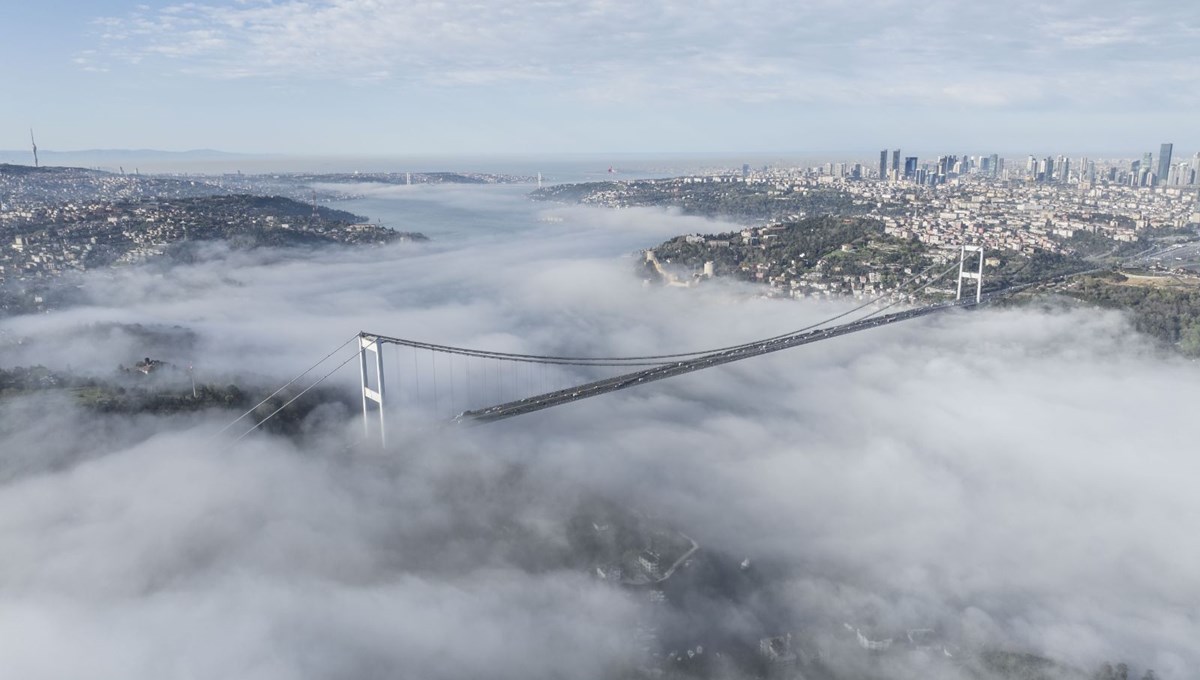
455 295 986 424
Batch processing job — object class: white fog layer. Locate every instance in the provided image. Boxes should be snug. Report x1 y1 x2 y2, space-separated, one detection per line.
1 184 1195 678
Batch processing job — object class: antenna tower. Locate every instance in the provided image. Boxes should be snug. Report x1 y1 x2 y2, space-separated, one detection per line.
29 129 38 168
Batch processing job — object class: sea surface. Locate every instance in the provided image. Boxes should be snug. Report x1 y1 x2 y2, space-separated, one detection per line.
327 156 749 243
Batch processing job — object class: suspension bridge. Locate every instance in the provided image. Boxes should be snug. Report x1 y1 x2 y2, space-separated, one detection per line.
221 245 1073 446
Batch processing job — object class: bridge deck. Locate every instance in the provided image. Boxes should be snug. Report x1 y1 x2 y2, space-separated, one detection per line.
455 297 980 424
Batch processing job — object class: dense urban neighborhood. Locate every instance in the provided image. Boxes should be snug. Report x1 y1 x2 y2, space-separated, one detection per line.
537 158 1200 355
535 161 1200 257
0 164 429 313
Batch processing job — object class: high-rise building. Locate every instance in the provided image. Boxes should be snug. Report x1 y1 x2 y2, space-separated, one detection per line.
879 150 888 180
1060 157 1070 184
1043 157 1054 183
1191 153 1200 185
891 149 901 178
1170 162 1186 186
1157 143 1173 185
989 154 1000 177
903 156 918 179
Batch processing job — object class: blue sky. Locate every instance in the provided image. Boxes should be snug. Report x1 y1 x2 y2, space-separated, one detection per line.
2 0 1198 155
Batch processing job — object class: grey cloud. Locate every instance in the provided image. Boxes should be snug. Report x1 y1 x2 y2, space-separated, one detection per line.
0 425 641 679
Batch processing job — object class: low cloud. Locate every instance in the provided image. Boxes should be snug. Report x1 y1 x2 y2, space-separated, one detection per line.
1 187 1197 677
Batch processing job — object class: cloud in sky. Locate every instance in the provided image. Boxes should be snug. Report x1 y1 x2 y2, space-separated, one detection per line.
1 185 1199 677
7 0 1197 153
88 0 1200 109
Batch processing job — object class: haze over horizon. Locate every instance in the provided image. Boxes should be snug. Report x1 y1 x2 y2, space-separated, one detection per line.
3 0 1198 155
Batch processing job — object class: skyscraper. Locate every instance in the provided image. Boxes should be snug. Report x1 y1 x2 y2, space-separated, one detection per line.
879 150 888 180
1168 162 1183 186
1157 143 1173 185
891 150 901 178
904 156 918 180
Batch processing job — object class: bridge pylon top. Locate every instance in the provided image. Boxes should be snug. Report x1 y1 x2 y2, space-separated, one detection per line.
956 244 984 304
359 333 386 449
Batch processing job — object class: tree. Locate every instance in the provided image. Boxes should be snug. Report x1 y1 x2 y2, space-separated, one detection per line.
1180 323 1200 356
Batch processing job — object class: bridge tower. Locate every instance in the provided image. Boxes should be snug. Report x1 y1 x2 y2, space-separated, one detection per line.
956 245 984 303
359 333 386 447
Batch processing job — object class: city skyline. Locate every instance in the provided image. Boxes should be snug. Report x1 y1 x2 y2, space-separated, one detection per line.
857 144 1200 187
2 0 1198 155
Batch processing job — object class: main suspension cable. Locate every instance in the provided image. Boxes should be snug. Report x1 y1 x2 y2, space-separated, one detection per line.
368 259 961 366
233 348 361 442
213 334 360 438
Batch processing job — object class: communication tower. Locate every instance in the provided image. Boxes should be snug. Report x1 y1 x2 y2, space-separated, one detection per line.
29 129 38 168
